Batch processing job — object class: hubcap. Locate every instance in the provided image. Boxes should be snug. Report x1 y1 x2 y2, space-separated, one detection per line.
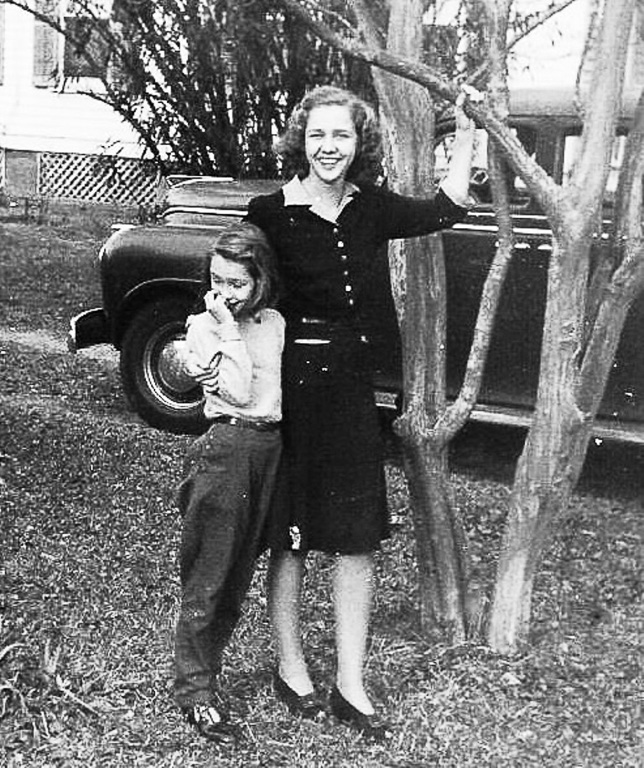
142 329 201 411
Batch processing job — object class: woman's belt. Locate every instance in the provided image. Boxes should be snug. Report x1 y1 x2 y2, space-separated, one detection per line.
209 415 281 432
290 316 369 344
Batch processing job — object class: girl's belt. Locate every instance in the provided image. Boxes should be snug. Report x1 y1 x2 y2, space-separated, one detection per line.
209 415 280 432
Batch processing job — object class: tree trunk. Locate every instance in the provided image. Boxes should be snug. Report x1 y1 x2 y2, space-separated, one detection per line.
354 0 470 639
394 236 468 641
488 415 592 651
488 232 594 652
400 425 467 637
487 0 637 654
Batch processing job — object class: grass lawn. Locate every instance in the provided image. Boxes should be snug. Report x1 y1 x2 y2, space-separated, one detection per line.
1 204 642 767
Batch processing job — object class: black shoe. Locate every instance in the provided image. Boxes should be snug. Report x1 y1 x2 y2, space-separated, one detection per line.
273 669 325 719
181 703 241 744
329 686 392 741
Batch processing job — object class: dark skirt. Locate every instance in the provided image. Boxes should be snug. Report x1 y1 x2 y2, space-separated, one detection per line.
267 325 390 555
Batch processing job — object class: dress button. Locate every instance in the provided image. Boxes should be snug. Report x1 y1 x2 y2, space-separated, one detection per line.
337 240 345 247
340 254 348 261
345 284 353 292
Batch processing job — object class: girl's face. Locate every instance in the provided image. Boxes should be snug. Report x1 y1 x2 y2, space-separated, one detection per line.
304 104 358 185
209 253 254 316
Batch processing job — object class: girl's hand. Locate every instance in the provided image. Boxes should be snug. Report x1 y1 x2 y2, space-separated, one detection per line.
205 290 236 324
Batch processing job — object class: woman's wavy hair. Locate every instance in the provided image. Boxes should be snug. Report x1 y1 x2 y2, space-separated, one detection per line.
276 85 384 184
209 222 280 319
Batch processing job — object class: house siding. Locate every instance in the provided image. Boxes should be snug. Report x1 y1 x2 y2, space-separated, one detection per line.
0 2 142 159
0 2 153 202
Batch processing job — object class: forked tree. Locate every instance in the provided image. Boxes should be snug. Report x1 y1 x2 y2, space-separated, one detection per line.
280 0 644 652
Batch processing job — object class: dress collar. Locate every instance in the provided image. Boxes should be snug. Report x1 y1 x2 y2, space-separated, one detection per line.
282 176 360 222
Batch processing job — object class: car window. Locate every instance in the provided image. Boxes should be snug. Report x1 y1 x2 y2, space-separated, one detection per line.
435 126 536 207
563 133 628 201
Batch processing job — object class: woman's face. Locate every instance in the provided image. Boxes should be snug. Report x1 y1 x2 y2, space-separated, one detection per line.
304 104 358 185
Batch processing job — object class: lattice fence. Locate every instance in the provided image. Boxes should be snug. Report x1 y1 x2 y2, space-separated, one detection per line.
39 151 158 205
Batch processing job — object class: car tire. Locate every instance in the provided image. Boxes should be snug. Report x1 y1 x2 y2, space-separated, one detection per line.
119 297 207 434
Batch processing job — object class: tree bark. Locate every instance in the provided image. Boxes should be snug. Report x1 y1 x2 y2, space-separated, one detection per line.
487 232 595 651
353 0 470 639
401 420 466 636
395 236 468 640
487 0 637 654
356 0 529 640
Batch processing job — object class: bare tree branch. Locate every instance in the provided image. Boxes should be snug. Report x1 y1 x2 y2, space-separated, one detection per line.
509 0 581 48
442 0 514 436
279 0 456 98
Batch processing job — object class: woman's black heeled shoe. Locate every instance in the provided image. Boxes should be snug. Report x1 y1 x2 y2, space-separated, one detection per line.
273 669 325 719
329 686 392 741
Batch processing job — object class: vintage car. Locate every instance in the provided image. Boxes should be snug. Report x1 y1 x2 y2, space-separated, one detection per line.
68 88 644 443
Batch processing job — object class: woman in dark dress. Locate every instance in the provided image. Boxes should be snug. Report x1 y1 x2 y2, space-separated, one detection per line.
246 85 475 737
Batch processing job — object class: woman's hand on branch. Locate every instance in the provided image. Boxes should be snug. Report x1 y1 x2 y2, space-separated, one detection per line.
439 88 479 207
454 89 477 134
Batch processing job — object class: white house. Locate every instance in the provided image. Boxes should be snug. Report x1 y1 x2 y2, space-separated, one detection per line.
0 0 154 204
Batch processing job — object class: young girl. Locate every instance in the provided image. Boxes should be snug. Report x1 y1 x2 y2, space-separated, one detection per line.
173 222 284 743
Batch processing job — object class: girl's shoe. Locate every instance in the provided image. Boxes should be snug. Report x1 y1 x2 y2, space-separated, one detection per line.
329 686 392 741
181 703 240 744
273 669 325 719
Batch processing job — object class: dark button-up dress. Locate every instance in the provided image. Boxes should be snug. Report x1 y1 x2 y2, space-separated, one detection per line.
247 181 467 554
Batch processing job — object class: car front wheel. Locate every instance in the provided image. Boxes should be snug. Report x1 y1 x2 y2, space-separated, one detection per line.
119 297 206 434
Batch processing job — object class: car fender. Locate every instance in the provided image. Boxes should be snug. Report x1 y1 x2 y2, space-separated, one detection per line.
100 225 220 346
110 278 202 348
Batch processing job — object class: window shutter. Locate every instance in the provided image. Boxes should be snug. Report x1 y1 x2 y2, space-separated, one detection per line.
0 4 5 86
33 0 59 87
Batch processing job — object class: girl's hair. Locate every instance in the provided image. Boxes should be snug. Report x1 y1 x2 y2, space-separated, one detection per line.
209 222 279 318
276 85 383 183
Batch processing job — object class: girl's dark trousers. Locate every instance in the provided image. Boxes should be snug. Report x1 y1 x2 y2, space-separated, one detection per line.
173 422 281 708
